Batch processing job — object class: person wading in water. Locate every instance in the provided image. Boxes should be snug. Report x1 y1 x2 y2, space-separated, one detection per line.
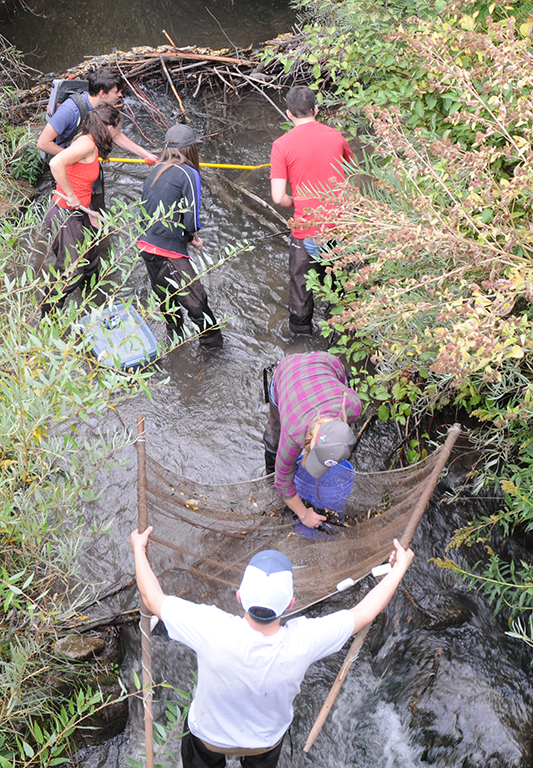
42 104 122 314
131 526 414 768
137 124 223 351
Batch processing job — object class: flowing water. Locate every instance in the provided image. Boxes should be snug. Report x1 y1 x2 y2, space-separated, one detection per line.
6 4 533 765
56 86 533 767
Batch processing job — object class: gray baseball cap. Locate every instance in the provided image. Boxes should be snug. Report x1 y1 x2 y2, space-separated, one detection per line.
304 421 356 479
165 124 197 148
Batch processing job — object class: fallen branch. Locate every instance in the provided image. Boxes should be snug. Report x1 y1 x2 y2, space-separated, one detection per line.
235 69 286 119
162 28 179 49
159 52 190 121
213 67 237 92
142 47 252 67
221 175 287 225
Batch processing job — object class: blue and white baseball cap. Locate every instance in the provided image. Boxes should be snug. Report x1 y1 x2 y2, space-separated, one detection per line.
239 550 293 621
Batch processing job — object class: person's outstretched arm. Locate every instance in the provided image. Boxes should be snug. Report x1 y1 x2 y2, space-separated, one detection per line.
349 539 414 635
113 130 159 164
130 526 166 618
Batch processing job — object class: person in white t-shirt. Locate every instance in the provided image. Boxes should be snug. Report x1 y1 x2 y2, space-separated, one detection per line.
130 528 414 768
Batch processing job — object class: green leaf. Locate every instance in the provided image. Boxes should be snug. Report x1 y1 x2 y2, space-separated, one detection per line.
33 721 44 744
22 742 34 758
377 404 389 421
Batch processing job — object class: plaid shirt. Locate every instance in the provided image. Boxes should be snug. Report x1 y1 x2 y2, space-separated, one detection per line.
272 352 361 498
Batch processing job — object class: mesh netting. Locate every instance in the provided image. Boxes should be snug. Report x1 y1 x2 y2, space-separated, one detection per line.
145 437 449 615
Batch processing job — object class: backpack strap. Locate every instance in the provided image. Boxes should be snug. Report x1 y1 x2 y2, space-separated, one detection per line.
40 86 91 165
61 92 90 144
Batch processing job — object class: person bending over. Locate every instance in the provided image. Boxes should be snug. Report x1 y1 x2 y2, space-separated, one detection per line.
263 351 361 528
131 527 414 768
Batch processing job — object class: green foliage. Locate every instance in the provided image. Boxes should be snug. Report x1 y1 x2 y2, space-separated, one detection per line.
263 0 533 144
507 615 533 661
7 130 42 186
0 202 148 765
433 553 533 619
272 0 533 643
0 121 41 202
0 191 245 763
306 45 533 452
437 449 533 625
127 686 191 768
0 35 42 191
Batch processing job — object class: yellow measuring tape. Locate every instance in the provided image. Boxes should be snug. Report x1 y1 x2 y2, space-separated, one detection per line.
201 162 270 170
100 157 270 170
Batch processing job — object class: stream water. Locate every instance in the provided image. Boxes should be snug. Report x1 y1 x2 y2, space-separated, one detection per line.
6 3 533 766
2 0 296 75
58 85 533 768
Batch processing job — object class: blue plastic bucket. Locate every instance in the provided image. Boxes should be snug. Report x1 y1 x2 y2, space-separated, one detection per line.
295 457 354 512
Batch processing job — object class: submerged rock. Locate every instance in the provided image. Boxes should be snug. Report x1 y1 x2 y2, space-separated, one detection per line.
55 633 106 660
55 628 129 746
410 654 531 767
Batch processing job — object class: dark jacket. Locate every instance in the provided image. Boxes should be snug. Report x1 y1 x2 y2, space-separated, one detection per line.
140 162 202 255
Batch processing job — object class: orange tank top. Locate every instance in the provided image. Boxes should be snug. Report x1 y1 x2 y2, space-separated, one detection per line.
54 138 99 209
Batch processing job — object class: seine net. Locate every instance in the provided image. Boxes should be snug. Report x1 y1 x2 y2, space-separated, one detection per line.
143 428 457 615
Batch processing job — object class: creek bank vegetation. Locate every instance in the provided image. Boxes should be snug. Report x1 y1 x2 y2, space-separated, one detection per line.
0 38 255 761
266 0 533 650
0 196 239 764
3 2 533 763
0 33 43 207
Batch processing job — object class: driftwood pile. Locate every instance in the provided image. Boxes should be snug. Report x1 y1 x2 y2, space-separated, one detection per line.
13 31 309 126
6 31 310 225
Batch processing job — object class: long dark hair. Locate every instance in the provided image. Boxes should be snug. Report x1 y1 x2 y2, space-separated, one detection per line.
81 104 122 159
151 144 200 185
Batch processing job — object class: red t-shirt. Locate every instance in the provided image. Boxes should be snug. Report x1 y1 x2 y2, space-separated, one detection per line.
270 121 353 238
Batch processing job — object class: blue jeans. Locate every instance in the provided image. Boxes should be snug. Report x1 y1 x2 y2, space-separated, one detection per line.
302 238 323 258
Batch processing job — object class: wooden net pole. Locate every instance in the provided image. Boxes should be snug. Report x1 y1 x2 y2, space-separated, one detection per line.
303 423 462 753
136 415 154 768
